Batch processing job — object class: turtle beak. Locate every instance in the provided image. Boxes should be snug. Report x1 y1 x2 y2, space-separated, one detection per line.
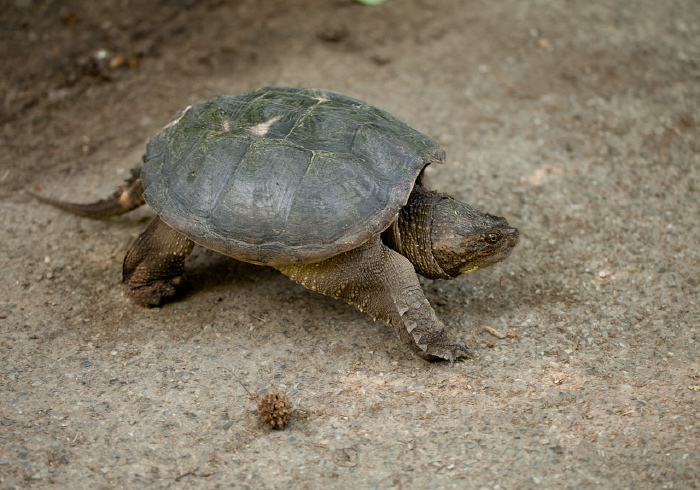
506 226 519 247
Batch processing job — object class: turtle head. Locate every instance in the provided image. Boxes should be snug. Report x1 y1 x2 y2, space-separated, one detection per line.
386 187 519 280
429 197 519 278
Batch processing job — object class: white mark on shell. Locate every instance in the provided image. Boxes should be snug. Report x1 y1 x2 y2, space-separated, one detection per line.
248 115 283 137
163 105 193 130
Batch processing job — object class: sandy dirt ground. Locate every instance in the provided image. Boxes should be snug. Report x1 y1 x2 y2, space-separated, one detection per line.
1 0 699 488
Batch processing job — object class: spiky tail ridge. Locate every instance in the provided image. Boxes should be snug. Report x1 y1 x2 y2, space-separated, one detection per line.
32 167 146 219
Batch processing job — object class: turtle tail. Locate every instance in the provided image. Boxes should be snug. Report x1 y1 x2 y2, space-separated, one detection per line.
32 167 146 219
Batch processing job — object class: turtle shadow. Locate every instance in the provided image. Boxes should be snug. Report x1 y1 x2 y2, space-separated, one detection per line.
177 245 352 315
181 246 278 293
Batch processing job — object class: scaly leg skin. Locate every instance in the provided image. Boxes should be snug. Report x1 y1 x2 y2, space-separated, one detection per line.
277 236 470 362
122 216 194 307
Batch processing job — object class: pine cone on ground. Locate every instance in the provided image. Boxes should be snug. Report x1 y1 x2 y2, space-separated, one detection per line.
257 392 292 430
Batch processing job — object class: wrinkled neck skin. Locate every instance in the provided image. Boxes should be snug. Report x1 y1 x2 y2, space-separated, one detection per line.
382 185 519 280
383 186 450 279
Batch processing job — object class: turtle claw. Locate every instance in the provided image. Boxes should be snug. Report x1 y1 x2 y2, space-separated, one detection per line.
443 341 472 364
417 335 472 363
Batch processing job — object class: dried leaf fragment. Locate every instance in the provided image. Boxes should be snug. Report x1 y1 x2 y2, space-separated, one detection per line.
551 372 567 385
258 392 292 430
484 326 506 339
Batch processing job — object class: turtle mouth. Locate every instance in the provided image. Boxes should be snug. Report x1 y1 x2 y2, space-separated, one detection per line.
503 227 520 249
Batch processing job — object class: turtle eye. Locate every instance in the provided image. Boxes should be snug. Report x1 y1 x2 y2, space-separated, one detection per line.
486 233 501 244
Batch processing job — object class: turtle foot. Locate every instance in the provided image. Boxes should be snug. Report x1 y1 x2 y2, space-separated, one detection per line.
125 276 182 307
415 331 472 363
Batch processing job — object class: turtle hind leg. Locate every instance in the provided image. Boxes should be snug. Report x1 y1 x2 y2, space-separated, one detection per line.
276 236 470 362
33 168 145 219
123 216 194 307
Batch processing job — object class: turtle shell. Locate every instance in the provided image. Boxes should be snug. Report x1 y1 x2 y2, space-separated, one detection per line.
142 86 445 265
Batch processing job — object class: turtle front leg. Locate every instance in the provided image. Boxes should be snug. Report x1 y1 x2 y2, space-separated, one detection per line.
276 236 470 362
122 217 194 307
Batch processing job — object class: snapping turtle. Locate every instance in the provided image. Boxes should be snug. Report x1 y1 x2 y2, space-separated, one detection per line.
37 86 519 362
